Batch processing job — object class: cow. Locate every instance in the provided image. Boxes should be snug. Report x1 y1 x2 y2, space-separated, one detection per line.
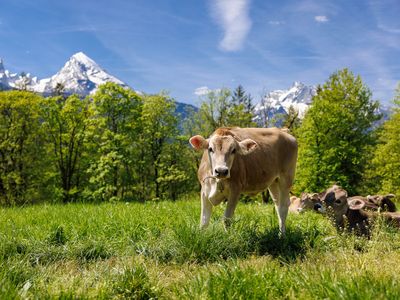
319 184 349 228
366 194 396 212
321 185 400 236
189 127 298 235
297 192 324 213
288 193 324 213
289 196 301 213
344 194 396 212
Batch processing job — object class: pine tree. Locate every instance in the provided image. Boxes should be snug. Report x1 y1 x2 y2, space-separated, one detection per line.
294 69 381 194
282 105 301 135
232 85 254 113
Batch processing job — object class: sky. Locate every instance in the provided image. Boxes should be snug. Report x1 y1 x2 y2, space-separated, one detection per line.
0 0 399 106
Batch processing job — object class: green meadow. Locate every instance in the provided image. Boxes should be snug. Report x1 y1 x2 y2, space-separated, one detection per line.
1 197 400 299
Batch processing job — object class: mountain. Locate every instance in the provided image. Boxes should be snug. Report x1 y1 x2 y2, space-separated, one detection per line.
0 53 196 123
0 52 128 96
253 81 317 126
253 81 391 127
34 52 128 96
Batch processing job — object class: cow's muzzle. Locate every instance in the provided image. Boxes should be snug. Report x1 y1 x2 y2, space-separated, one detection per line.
214 167 229 178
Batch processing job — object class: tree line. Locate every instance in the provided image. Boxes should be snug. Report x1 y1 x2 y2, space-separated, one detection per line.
0 68 399 205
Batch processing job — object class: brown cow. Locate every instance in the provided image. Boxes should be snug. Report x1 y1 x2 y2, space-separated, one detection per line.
319 184 349 228
366 194 396 212
289 193 324 213
298 192 325 213
189 127 298 234
321 185 400 236
345 194 396 212
289 196 301 213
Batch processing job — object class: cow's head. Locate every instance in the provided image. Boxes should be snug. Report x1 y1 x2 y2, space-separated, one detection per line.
321 185 349 225
299 192 324 213
189 134 257 179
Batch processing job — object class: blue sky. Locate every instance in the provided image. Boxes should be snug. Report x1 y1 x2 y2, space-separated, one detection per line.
1 0 399 105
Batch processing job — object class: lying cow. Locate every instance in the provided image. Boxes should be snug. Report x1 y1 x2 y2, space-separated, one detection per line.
345 194 396 212
320 184 349 228
298 192 324 213
289 196 301 213
322 186 400 236
189 127 298 234
366 194 396 212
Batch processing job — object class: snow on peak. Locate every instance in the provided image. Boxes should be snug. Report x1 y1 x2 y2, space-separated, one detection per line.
0 52 128 95
253 82 317 126
35 52 127 95
71 51 95 63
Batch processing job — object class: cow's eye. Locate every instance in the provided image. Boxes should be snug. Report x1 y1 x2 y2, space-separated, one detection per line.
208 147 214 153
231 148 236 154
335 199 342 205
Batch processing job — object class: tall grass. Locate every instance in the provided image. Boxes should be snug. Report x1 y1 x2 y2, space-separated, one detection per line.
1 199 399 299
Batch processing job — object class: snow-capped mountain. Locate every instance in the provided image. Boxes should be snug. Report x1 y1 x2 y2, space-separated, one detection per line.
0 52 127 96
253 82 317 126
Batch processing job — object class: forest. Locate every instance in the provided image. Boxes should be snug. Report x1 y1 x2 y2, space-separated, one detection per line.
1 68 399 206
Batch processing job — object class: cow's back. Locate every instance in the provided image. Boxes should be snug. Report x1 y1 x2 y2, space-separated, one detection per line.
229 127 297 192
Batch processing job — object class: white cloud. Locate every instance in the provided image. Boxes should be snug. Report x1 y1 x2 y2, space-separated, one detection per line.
269 20 285 26
210 0 252 51
314 15 329 23
194 86 211 96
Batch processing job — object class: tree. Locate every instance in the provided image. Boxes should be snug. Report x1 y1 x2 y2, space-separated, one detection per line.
294 69 381 195
140 93 180 199
232 85 254 113
256 90 275 127
365 83 400 195
282 105 301 135
192 88 255 138
0 91 45 205
87 83 143 202
41 94 92 202
230 85 255 127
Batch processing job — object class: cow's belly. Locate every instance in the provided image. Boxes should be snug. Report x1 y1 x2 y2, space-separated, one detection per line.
241 174 277 194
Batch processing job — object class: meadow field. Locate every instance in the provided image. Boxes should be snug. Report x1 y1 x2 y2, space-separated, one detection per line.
1 197 400 299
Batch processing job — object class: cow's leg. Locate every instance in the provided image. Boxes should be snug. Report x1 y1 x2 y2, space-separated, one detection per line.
200 189 213 229
200 180 226 229
223 190 240 228
268 179 290 236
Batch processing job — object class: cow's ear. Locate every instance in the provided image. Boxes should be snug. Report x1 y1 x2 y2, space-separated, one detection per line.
348 199 365 210
189 135 208 150
238 139 258 155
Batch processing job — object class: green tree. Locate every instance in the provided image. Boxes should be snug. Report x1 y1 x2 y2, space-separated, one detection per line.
295 69 381 195
366 83 400 195
140 94 181 199
282 105 301 135
41 94 92 202
0 91 45 205
88 83 143 202
192 88 255 137
232 85 254 114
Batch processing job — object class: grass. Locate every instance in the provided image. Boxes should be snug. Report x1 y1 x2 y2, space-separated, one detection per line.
1 198 400 299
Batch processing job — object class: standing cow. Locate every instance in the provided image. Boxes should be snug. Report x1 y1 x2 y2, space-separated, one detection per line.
189 127 298 235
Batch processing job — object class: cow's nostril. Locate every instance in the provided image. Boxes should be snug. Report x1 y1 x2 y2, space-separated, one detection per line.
215 168 229 177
